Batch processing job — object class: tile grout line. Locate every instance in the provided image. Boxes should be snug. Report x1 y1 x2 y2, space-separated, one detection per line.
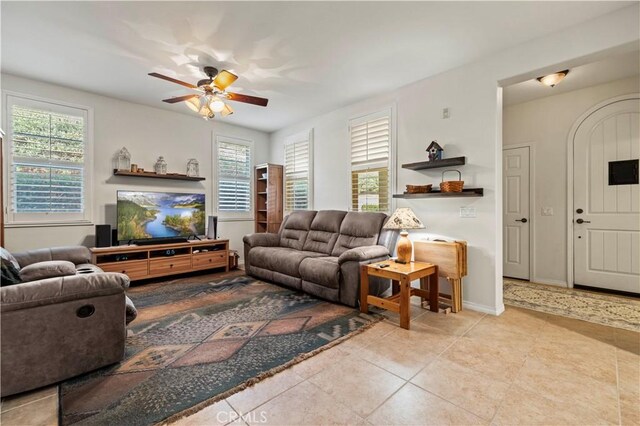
487 312 551 425
614 344 623 426
225 319 398 419
0 393 57 415
361 317 476 422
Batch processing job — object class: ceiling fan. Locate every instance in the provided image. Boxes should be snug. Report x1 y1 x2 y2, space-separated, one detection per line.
148 66 269 120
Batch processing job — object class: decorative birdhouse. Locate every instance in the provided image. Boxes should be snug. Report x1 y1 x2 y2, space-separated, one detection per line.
426 141 444 161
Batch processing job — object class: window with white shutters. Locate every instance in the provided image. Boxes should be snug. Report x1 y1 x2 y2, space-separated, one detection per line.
284 131 313 211
350 110 391 213
6 94 92 224
216 137 252 216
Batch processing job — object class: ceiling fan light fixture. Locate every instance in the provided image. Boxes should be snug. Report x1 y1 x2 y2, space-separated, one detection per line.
536 69 569 87
185 97 200 112
209 97 226 113
220 103 234 117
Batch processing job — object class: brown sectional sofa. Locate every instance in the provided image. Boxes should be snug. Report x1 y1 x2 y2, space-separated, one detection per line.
1 246 134 397
243 210 398 307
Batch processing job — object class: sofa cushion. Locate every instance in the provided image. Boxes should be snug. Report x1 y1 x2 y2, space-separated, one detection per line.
19 260 77 283
249 247 326 278
302 210 347 254
331 212 387 256
299 257 341 289
279 211 317 250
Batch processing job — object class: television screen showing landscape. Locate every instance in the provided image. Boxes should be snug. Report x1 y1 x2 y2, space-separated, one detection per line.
117 191 205 241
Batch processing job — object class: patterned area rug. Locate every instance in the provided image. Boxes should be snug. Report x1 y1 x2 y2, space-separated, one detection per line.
504 279 640 331
60 273 379 425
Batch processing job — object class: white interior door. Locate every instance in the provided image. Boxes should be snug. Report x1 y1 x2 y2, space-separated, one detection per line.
573 98 640 293
503 146 530 280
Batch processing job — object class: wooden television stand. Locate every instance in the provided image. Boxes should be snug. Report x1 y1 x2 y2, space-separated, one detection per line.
90 239 229 281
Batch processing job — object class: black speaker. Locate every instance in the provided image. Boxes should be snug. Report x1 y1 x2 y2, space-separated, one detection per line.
112 229 119 246
95 224 111 248
207 216 218 239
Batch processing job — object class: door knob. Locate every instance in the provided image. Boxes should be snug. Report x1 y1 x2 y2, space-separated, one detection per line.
515 218 528 223
576 218 591 224
576 208 584 214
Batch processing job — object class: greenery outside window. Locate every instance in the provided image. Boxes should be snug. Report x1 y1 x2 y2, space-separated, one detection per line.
350 110 391 213
5 93 92 225
215 136 252 219
284 130 313 212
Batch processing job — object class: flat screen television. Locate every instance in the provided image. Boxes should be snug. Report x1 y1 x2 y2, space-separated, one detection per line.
117 190 206 242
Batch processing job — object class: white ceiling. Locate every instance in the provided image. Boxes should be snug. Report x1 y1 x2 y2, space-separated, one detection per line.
503 49 640 105
1 1 634 132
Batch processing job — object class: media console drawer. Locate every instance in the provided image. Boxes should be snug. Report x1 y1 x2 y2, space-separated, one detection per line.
193 251 227 269
149 256 192 275
100 259 149 280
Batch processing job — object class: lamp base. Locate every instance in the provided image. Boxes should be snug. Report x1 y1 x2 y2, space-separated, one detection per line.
395 231 412 264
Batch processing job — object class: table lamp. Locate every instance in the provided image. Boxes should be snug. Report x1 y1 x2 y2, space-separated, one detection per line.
383 207 425 264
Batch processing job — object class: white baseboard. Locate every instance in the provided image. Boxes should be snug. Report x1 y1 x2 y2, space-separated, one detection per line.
463 301 505 316
531 277 567 287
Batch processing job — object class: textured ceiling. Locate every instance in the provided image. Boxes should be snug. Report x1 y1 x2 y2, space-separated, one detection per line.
1 1 634 132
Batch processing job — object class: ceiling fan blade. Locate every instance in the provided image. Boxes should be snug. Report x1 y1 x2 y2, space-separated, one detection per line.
226 92 269 107
221 103 234 117
162 94 199 104
149 72 197 89
213 70 238 90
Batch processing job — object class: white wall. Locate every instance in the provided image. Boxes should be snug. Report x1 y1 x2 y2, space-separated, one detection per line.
503 75 639 286
270 5 639 314
1 74 270 258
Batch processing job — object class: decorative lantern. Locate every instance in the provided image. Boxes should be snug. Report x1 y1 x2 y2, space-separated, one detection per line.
187 159 199 177
117 147 131 171
154 156 167 175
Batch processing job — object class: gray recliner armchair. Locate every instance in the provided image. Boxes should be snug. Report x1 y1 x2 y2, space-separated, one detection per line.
1 246 135 397
244 210 398 307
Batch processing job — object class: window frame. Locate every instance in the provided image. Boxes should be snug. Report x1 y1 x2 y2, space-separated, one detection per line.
213 134 254 221
3 91 94 226
284 129 314 213
348 107 395 214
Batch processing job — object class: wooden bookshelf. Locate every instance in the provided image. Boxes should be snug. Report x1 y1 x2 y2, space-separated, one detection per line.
255 163 283 233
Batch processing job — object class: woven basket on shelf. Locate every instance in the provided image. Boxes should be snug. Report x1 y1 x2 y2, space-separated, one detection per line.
405 184 432 194
440 170 464 193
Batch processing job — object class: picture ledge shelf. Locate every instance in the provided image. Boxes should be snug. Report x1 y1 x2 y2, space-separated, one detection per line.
113 169 205 181
402 156 466 170
393 188 484 198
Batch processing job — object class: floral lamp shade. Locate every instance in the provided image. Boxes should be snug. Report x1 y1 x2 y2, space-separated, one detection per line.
383 207 425 230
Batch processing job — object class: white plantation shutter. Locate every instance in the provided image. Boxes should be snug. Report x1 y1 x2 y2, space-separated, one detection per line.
350 110 391 212
284 132 312 211
6 95 91 224
217 139 252 213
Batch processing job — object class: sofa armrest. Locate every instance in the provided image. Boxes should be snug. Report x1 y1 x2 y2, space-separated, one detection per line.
243 233 280 248
1 272 129 312
338 245 390 264
13 246 91 268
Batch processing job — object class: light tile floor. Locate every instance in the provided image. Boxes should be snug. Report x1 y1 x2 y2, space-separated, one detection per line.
3 305 639 426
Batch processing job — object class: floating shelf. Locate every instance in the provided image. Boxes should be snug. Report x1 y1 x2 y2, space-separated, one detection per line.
402 156 466 170
393 188 484 198
113 170 205 181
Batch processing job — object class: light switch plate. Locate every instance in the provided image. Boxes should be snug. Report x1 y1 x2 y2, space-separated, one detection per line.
442 107 450 119
541 207 554 216
459 207 476 218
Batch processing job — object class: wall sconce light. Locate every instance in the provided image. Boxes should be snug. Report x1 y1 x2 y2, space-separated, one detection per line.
536 70 569 87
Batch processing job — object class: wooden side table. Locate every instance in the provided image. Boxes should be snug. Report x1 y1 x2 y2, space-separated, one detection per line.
360 260 439 330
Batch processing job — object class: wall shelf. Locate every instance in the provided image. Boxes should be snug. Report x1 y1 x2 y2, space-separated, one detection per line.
393 188 484 198
113 169 205 181
402 156 466 170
